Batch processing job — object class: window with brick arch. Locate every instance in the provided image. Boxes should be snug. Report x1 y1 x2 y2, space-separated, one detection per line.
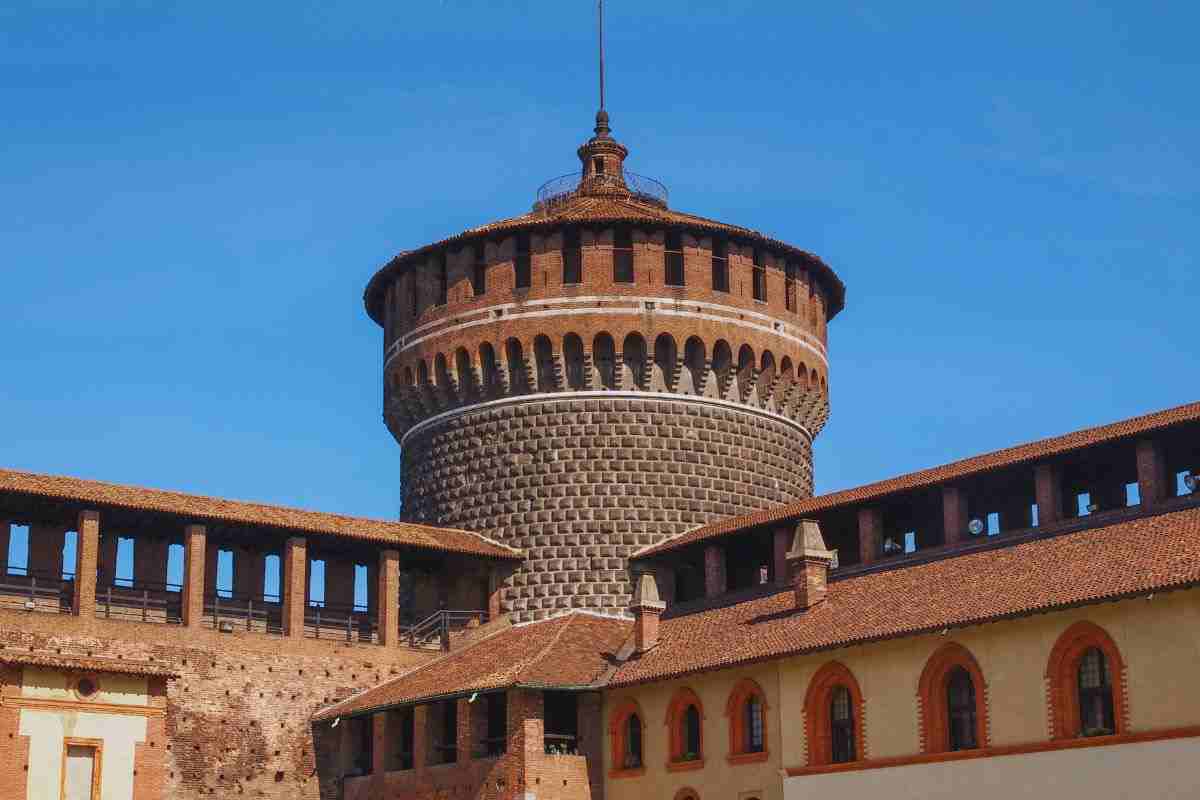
666 688 705 767
726 678 769 763
804 661 865 766
917 642 989 754
1046 621 1127 739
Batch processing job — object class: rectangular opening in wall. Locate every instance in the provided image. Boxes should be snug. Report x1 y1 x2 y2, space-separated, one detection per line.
5 525 28 575
544 691 578 755
665 230 684 286
593 156 605 175
472 242 486 296
1031 503 1040 527
712 237 729 292
116 537 134 587
354 564 368 613
515 234 531 289
562 228 582 284
347 716 372 777
986 512 1000 536
903 531 917 553
785 261 797 312
61 530 77 580
167 544 184 593
216 548 234 599
613 226 634 283
1125 482 1140 506
752 249 767 302
1077 492 1093 517
430 700 457 765
386 707 415 771
309 559 326 606
1178 471 1194 497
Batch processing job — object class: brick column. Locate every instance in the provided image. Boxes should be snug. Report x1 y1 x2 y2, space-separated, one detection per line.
456 698 473 762
72 511 100 617
942 486 968 545
282 537 308 639
98 533 118 586
857 507 883 564
517 689 545 770
773 526 792 587
1137 439 1168 508
578 692 604 797
372 712 387 775
28 524 65 577
0 521 9 573
1035 464 1062 526
182 525 207 628
377 549 400 646
412 704 428 772
703 544 726 598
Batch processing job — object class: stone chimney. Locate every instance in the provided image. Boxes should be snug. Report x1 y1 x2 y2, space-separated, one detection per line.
787 519 836 610
630 572 666 654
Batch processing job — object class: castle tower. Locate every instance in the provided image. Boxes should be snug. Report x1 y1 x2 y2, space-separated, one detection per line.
363 106 844 622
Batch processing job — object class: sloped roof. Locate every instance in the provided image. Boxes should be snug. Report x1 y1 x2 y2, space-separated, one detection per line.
316 611 631 719
363 191 845 324
612 505 1200 687
635 399 1200 559
0 467 521 560
0 649 179 678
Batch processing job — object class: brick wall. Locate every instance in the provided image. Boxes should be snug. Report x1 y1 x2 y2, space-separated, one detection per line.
402 396 813 622
0 607 436 800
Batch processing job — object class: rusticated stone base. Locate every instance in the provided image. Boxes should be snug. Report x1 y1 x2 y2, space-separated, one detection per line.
400 395 813 622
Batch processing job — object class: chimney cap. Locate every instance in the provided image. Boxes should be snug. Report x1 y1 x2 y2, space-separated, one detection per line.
787 519 835 562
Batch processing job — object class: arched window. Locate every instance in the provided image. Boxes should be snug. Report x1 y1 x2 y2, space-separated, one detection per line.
711 340 732 395
653 333 677 392
454 348 473 398
593 333 616 390
666 687 704 769
608 699 645 776
917 643 988 754
673 789 700 800
803 661 864 766
403 366 414 387
683 337 706 394
504 339 528 393
726 678 769 763
736 345 756 399
563 334 585 390
1046 621 1127 739
946 667 977 751
435 353 452 390
478 343 498 393
417 360 429 387
534 335 556 393
622 333 646 390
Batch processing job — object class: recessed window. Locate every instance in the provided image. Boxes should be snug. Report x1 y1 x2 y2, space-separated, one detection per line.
752 249 767 302
665 231 684 287
785 262 797 312
562 228 582 285
515 233 531 289
613 227 634 283
830 686 856 763
74 676 99 699
472 242 486 296
1078 647 1116 736
593 156 605 175
711 237 729 292
946 667 978 751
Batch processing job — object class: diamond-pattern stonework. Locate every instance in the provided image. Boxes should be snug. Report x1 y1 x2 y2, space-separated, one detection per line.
401 397 813 621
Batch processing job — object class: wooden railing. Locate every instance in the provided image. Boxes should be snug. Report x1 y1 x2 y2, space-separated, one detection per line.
96 579 182 624
0 566 74 613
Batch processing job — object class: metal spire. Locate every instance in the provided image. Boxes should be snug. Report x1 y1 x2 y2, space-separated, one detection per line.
594 0 611 137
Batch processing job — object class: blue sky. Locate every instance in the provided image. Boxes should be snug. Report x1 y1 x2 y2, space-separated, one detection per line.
3 0 1197 554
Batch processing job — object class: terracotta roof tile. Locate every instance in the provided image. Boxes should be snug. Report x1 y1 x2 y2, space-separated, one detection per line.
612 505 1200 687
363 192 845 324
0 468 521 560
0 649 179 678
636 400 1200 559
316 611 631 719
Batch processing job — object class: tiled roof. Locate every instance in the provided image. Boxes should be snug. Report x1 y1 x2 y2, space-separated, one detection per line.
316 611 631 719
0 468 521 560
363 191 845 324
0 649 179 678
635 400 1200 559
611 505 1200 687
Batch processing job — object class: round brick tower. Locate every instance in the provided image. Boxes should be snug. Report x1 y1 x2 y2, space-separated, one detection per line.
363 110 844 621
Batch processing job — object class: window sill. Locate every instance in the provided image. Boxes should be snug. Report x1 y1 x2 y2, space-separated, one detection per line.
727 751 770 765
561 282 584 287
608 767 646 779
666 758 705 772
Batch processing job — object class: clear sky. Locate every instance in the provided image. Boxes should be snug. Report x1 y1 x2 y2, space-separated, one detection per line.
3 0 1198 539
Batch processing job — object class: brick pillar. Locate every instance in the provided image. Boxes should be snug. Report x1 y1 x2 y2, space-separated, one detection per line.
1035 464 1062 526
456 698 473 762
517 689 545 771
773 526 792 586
942 486 968 545
372 712 387 775
1137 439 1168 508
282 537 307 639
182 525 207 628
134 537 169 588
377 549 400 647
857 507 883 564
98 532 118 586
325 559 355 609
578 692 605 797
0 521 10 573
703 544 726 598
487 566 505 621
234 548 264 600
28 524 65 577
73 511 100 617
415 705 429 777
